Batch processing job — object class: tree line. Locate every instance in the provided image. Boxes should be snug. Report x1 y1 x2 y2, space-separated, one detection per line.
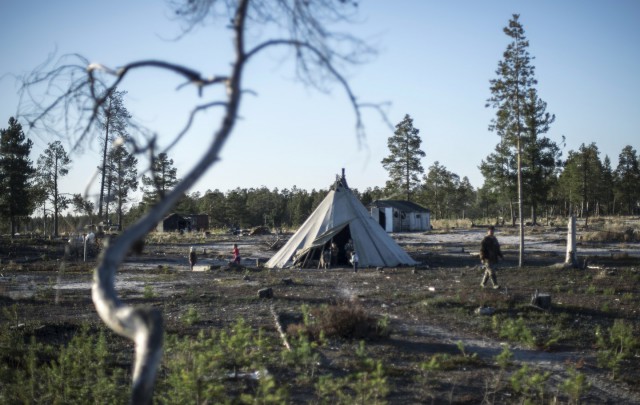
2 116 637 237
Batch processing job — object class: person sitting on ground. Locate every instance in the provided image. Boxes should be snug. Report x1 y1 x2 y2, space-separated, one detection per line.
231 243 241 265
189 246 197 271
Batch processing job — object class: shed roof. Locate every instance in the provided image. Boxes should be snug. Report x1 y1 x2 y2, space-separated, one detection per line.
370 200 430 213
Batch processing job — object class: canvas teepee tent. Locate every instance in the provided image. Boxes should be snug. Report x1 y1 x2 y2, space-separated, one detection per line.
265 171 417 269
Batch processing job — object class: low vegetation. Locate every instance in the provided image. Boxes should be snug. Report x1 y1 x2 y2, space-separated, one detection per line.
1 226 640 403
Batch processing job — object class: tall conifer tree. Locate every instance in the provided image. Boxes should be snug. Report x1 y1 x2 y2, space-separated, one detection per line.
381 114 425 201
37 141 71 237
109 143 138 227
97 90 130 222
486 14 539 266
141 152 178 208
0 117 35 235
614 145 640 215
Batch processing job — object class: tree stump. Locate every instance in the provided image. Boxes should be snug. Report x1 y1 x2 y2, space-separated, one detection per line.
531 291 552 309
258 288 273 299
565 215 579 268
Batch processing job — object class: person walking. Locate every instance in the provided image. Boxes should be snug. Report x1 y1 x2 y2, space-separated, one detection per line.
189 246 197 271
480 226 503 289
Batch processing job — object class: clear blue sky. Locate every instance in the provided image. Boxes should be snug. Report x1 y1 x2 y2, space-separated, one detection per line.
1 1 639 204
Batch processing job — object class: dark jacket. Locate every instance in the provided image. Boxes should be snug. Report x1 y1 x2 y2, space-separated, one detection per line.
480 235 503 263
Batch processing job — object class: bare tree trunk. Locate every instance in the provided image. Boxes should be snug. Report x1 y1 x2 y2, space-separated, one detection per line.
105 168 112 225
53 158 59 237
517 137 524 267
531 205 535 225
510 200 516 226
564 215 578 268
117 193 123 230
98 99 112 220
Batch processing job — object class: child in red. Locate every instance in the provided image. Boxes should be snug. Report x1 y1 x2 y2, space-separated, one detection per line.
232 244 241 265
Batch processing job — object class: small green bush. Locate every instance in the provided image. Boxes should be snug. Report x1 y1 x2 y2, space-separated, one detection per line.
315 341 388 405
493 316 536 347
143 284 155 299
1 324 128 404
183 305 200 326
561 367 590 405
509 364 550 403
595 319 638 378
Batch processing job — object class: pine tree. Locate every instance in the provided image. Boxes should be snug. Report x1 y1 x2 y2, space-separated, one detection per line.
479 139 518 223
421 161 457 220
485 14 539 266
109 143 138 227
71 193 95 218
381 114 425 200
521 88 561 225
97 90 131 222
600 156 615 215
37 141 72 237
558 143 603 224
141 152 178 208
614 145 640 215
0 117 36 235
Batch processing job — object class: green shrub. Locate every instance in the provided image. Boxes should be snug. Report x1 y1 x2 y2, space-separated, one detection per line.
315 341 388 405
281 331 322 381
143 284 155 299
595 319 637 378
509 364 550 404
561 367 590 405
493 316 536 347
160 318 276 403
495 346 513 369
183 305 200 326
2 324 128 404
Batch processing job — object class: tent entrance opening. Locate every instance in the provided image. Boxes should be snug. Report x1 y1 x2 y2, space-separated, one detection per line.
331 225 352 266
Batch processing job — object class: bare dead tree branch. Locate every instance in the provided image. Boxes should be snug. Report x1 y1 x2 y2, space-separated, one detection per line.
88 60 229 96
246 38 366 141
92 2 251 402
164 100 228 153
19 1 388 402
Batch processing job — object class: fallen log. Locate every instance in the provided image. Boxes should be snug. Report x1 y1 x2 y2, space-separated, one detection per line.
270 305 291 351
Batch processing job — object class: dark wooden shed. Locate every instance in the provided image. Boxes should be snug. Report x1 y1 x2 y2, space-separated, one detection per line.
156 213 189 232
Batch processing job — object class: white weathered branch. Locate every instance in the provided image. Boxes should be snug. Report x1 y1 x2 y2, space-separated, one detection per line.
91 2 251 403
270 305 291 351
25 1 381 403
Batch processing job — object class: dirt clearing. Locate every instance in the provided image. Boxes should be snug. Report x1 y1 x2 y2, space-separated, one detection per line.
1 225 639 403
